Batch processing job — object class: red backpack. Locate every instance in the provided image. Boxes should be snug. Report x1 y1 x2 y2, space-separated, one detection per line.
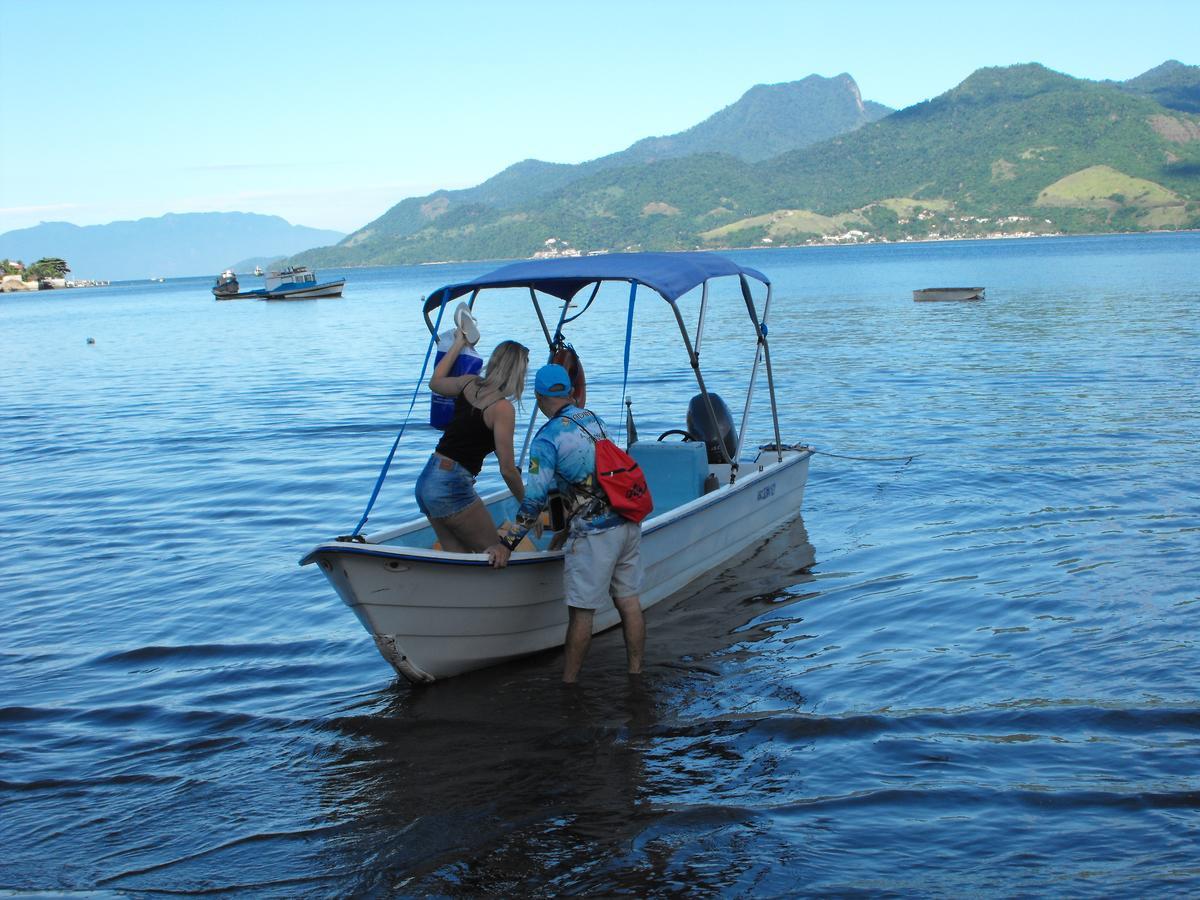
559 414 653 523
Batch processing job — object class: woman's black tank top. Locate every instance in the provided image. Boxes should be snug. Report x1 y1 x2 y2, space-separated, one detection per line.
434 387 496 476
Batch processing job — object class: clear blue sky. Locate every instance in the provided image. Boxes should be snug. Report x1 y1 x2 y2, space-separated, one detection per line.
1 0 1195 235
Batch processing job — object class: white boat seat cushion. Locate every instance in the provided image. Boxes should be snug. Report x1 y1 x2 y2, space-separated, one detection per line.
629 440 708 517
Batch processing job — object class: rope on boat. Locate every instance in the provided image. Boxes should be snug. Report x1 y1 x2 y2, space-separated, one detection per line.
808 448 918 465
350 291 451 536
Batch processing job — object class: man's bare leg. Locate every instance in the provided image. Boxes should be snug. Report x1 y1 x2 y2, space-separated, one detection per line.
563 606 594 683
613 595 644 675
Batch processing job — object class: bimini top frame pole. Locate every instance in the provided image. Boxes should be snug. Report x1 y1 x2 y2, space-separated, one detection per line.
735 277 782 465
667 294 736 470
668 272 780 480
516 284 587 467
417 251 774 469
351 253 773 536
518 278 635 466
694 279 710 355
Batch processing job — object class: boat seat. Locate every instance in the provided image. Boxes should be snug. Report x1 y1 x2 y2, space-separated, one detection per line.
629 440 708 517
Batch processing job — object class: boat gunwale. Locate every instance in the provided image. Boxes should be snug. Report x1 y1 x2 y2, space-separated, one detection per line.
299 447 811 568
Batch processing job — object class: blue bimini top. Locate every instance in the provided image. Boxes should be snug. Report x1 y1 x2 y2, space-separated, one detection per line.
422 251 770 313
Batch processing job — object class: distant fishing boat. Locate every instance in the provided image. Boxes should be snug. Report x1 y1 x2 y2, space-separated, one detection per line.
253 265 264 276
212 269 242 299
211 266 345 301
261 266 345 300
913 287 985 302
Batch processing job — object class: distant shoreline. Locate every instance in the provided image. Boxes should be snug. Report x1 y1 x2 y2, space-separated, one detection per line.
321 227 1199 271
12 229 1190 285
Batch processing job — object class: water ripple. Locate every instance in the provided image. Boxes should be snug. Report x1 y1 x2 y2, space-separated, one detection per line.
1 238 1198 894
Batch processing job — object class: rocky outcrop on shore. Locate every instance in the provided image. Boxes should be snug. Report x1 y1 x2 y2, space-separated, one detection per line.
1 274 38 292
0 275 102 292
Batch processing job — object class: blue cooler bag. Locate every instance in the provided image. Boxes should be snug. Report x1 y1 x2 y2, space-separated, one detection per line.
429 331 482 430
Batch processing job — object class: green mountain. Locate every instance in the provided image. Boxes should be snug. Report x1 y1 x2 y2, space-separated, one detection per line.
298 62 1200 266
1116 60 1200 114
745 63 1200 236
306 74 891 265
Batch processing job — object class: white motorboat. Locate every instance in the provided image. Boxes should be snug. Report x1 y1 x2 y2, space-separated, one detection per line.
301 252 813 683
262 265 345 300
211 265 345 301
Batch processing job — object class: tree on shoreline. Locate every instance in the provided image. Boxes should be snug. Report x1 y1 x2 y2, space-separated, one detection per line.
27 257 70 280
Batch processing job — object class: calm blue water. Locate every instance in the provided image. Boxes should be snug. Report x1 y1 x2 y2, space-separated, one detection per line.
2 234 1198 895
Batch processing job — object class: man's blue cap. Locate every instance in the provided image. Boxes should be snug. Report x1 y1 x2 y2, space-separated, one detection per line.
534 363 573 397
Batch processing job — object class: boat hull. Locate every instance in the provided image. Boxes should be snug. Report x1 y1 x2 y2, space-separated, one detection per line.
302 448 811 682
263 279 345 300
213 289 267 300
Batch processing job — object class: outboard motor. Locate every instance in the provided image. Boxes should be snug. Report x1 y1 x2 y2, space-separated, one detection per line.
686 393 738 464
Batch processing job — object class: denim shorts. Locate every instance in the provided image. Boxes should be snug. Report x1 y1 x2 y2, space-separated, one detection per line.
415 453 480 519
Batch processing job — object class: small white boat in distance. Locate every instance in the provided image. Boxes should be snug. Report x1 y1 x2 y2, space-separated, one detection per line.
913 286 985 302
301 252 813 684
262 266 345 300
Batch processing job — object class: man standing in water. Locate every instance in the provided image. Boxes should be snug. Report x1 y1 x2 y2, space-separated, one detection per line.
486 364 645 683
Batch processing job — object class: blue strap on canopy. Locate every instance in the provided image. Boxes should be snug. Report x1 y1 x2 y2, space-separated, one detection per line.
351 290 450 536
619 281 636 445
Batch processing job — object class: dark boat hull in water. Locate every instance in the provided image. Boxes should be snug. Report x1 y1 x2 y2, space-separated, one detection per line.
212 273 241 299
913 286 985 301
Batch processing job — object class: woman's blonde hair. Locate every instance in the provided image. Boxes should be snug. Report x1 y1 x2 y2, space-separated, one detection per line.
479 340 529 401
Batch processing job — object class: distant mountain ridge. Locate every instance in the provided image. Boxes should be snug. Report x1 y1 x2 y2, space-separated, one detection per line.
1114 59 1200 113
616 74 892 164
754 63 1200 214
326 73 892 264
0 212 344 281
293 61 1200 266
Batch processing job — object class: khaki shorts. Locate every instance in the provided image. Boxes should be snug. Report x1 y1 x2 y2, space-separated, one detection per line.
563 521 643 610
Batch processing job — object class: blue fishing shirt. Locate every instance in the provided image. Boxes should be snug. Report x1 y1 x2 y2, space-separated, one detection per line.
506 405 623 544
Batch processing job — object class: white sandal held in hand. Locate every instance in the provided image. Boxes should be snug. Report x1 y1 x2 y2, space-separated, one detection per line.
453 303 479 345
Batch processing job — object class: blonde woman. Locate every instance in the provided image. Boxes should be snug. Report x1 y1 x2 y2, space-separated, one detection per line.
417 333 530 551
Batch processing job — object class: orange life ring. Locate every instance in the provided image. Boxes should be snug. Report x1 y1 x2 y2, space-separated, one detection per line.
551 345 586 408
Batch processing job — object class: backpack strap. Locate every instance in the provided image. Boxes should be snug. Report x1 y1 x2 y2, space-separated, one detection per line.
534 409 606 443
531 410 609 505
